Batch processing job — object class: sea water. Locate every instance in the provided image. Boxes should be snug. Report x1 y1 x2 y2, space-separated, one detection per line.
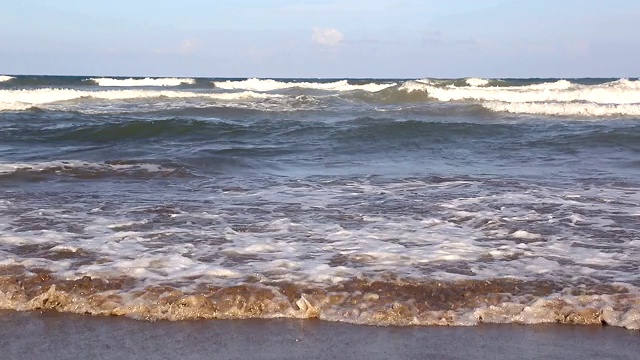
0 75 639 329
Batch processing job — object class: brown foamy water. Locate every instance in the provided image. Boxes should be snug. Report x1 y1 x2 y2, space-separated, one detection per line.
1 269 638 329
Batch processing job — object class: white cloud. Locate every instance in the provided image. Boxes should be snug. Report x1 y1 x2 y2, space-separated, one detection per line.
566 40 590 56
154 38 199 55
177 38 198 55
312 27 344 46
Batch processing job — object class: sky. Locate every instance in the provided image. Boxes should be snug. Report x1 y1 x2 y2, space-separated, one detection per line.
1 0 639 78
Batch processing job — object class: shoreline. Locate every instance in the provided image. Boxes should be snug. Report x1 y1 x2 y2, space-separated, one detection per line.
1 310 638 360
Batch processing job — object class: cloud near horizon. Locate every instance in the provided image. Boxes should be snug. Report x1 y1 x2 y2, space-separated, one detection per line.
154 38 199 55
311 27 344 46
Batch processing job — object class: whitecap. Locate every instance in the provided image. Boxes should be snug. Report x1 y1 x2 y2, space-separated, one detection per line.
510 230 541 240
88 77 196 87
465 78 489 87
213 78 395 92
483 101 640 117
400 78 640 105
0 88 282 111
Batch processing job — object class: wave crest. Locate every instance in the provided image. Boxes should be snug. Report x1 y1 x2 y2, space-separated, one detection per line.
0 75 15 83
88 77 196 87
213 78 395 92
400 79 640 103
0 88 282 111
483 101 640 117
0 271 637 329
397 78 640 116
0 160 186 180
465 78 490 87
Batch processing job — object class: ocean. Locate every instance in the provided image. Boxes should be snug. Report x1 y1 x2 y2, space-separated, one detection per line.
0 75 638 330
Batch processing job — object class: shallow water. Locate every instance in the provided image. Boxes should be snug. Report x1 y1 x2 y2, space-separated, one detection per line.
1 75 639 328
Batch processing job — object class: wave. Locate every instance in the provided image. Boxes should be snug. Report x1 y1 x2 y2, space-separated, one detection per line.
24 118 241 142
0 75 15 83
213 78 396 92
465 77 490 87
0 160 187 180
0 88 282 111
483 101 640 117
4 77 640 117
0 271 637 329
395 78 640 116
332 118 513 147
0 102 31 111
399 79 640 104
88 77 196 87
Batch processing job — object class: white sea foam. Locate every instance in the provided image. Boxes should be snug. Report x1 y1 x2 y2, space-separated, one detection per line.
88 77 196 87
0 75 15 82
483 101 640 116
465 78 489 87
401 79 640 104
0 102 31 111
399 78 640 116
0 88 281 111
2 176 638 290
213 78 395 92
0 160 176 175
510 230 541 240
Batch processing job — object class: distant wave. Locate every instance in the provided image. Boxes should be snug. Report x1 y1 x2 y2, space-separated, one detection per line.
0 88 281 111
0 102 31 111
399 79 640 104
213 78 396 92
88 77 196 87
398 78 640 116
4 77 640 117
0 75 15 82
483 101 640 117
465 77 489 87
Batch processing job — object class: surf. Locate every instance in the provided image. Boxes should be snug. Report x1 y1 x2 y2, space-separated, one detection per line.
213 78 396 92
88 77 196 87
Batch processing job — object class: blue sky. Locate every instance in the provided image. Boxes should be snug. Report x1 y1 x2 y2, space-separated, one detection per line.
1 0 639 78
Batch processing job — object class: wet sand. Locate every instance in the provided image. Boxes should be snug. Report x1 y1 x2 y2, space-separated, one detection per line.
0 310 638 360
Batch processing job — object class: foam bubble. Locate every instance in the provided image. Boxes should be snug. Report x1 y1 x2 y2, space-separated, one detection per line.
88 77 196 87
0 75 15 82
213 78 395 92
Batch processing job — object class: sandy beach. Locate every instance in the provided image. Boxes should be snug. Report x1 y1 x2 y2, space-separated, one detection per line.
0 310 638 360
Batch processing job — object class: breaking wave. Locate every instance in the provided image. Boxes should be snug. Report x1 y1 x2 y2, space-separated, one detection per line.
0 160 186 180
0 75 15 83
398 78 640 116
465 78 490 87
213 78 396 92
88 77 196 87
0 271 638 329
0 88 281 111
483 102 640 117
400 79 640 104
3 77 640 116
